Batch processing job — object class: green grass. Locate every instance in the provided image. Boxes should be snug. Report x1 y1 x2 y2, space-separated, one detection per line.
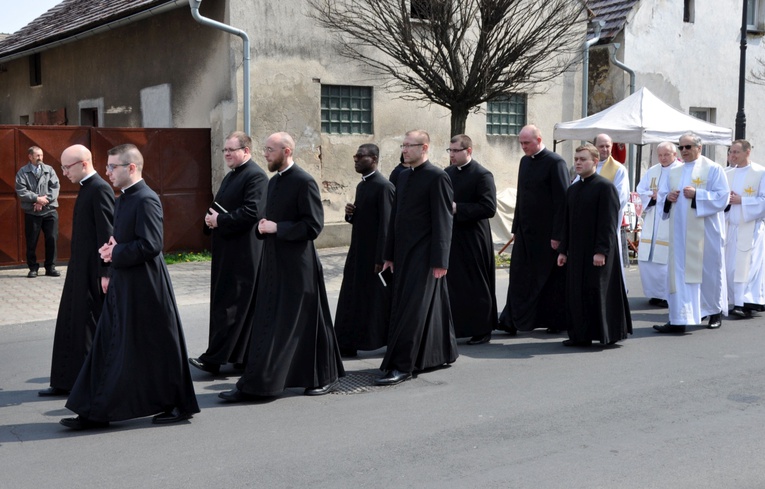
164 250 212 265
495 253 511 268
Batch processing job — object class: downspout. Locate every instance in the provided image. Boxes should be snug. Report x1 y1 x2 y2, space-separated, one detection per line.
189 0 251 135
610 43 636 189
582 20 605 119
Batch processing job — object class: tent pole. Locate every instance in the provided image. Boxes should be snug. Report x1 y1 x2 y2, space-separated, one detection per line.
635 145 643 188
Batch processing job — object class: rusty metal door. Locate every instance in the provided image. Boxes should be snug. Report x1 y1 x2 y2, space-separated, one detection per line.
0 126 212 266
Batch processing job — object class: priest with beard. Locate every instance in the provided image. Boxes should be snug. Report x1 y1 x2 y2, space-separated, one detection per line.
40 144 114 397
62 144 199 429
219 132 344 401
375 129 458 386
499 125 568 335
189 131 268 375
335 144 394 358
444 134 497 345
556 144 632 347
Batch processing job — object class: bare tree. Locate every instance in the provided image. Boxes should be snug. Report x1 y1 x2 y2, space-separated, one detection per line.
308 0 589 135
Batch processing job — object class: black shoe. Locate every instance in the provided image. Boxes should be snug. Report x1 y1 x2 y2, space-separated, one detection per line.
339 348 358 358
495 322 518 336
38 387 69 397
233 362 246 371
45 267 60 277
188 357 220 374
730 306 751 319
467 333 491 345
60 416 110 430
562 339 591 347
27 270 38 278
218 388 257 403
707 313 722 329
545 327 563 334
374 370 412 386
152 408 192 425
653 323 686 334
304 380 339 396
744 302 765 312
648 298 668 308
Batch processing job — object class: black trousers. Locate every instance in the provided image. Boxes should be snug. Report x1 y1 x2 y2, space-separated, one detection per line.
25 211 58 271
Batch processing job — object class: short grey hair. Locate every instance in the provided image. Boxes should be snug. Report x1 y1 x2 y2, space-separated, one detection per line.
679 132 702 147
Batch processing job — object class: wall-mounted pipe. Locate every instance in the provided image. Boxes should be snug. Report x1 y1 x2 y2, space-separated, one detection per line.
582 20 605 119
189 0 251 135
610 42 636 188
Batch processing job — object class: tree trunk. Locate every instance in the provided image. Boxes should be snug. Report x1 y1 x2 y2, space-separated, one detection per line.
450 107 469 137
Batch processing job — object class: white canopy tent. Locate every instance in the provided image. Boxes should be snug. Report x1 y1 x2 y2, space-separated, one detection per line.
553 87 733 188
553 87 733 145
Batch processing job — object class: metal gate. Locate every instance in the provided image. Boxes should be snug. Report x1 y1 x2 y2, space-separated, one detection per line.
0 126 212 266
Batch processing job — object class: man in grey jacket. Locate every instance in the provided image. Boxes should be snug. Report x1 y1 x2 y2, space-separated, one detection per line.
15 146 60 278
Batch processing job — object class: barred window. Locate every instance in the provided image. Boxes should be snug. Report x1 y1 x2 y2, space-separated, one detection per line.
321 85 373 134
486 94 526 136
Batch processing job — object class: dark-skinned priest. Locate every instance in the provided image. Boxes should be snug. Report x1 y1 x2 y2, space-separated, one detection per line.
219 132 344 401
62 144 199 430
189 131 268 375
334 144 395 358
556 143 632 347
375 129 458 386
444 134 498 345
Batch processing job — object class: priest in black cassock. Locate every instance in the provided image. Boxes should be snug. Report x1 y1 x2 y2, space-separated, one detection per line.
389 152 409 186
556 144 632 347
444 134 498 345
189 131 267 375
219 132 344 401
334 144 395 357
40 145 114 397
375 130 458 386
499 125 569 335
62 144 199 430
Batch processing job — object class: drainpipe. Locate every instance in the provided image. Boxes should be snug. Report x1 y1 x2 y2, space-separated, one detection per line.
582 20 605 119
610 42 636 189
189 0 251 135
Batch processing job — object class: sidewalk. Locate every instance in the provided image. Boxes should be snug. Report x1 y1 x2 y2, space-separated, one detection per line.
0 246 350 327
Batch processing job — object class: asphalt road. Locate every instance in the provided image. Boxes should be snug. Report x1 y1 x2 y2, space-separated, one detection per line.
1 257 765 489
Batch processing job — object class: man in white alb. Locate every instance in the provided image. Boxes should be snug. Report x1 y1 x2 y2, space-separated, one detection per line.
724 139 765 318
636 142 682 307
654 133 729 333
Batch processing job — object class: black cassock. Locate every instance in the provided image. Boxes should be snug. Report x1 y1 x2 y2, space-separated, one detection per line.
237 164 344 396
444 161 498 338
382 161 458 373
558 173 632 344
66 180 199 421
389 163 408 187
502 148 569 331
335 171 395 351
49 173 114 392
200 160 267 365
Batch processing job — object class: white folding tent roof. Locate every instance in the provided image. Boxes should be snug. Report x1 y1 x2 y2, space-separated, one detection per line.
553 87 733 146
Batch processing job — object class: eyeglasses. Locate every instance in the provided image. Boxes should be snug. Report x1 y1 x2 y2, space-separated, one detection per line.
221 146 245 154
61 160 85 172
263 146 285 154
446 148 467 153
400 143 424 149
678 144 696 150
106 163 131 172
